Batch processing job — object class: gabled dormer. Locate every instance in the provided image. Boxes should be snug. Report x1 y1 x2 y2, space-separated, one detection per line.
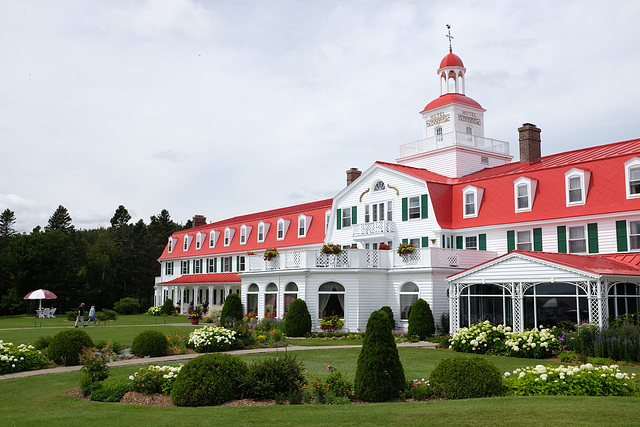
277 218 291 241
209 230 220 248
462 185 483 218
183 234 193 251
514 177 537 213
564 168 590 206
240 224 253 245
298 214 312 238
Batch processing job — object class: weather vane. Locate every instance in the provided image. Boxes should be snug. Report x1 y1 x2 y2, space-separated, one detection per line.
446 24 453 53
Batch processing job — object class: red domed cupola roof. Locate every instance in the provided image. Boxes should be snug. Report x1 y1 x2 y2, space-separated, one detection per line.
439 52 464 70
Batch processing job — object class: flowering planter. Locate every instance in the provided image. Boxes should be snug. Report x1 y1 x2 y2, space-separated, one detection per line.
190 318 200 325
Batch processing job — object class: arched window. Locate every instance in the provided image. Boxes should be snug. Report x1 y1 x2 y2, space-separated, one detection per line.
524 283 587 328
284 282 298 314
399 282 419 320
318 282 345 318
265 283 278 317
247 284 259 315
373 180 385 192
459 284 512 328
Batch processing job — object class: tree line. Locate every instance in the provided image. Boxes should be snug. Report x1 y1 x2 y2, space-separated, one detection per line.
0 205 190 315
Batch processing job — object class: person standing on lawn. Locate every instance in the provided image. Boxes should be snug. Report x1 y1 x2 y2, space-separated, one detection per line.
75 302 87 327
87 304 97 326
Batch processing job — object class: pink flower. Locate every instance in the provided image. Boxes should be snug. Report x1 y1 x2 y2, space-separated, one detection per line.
327 364 332 371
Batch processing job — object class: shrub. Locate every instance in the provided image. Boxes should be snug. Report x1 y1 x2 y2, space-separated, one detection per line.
242 353 306 400
48 329 94 366
380 306 396 330
354 309 405 402
171 353 248 406
503 327 560 358
564 323 640 362
96 309 117 321
220 293 243 327
187 326 236 353
0 340 48 374
147 306 163 316
284 299 312 337
407 298 435 340
429 356 504 400
89 376 131 402
162 298 175 316
129 365 182 394
113 297 140 315
439 312 450 334
34 335 53 351
403 378 436 400
65 310 77 321
449 321 509 354
504 363 638 396
131 330 169 357
80 347 109 382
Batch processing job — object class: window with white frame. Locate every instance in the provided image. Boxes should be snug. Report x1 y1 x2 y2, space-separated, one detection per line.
565 168 590 206
400 282 419 320
435 126 443 142
341 208 352 228
465 236 477 250
209 230 219 248
298 215 310 238
408 196 420 219
165 262 173 275
238 256 245 272
624 158 640 199
224 228 235 246
517 230 532 251
516 184 528 209
183 235 190 251
364 205 370 223
207 258 215 273
387 201 393 221
193 259 202 274
630 221 640 250
222 256 232 272
464 192 475 216
265 283 278 316
257 222 265 243
325 210 331 232
514 177 536 212
196 232 203 250
277 219 285 240
568 226 587 253
247 284 259 314
181 260 189 274
240 225 248 245
168 237 175 253
373 180 385 191
284 282 298 314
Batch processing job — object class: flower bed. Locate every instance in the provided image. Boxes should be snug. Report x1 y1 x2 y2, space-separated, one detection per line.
147 306 163 316
129 365 183 395
504 363 639 396
187 326 237 353
0 340 48 374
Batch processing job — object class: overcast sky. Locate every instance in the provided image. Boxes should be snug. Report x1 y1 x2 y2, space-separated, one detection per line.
2 0 639 233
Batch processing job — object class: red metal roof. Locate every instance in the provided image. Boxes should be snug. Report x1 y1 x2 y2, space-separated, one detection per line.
158 273 241 285
421 93 484 113
439 52 464 69
159 199 332 260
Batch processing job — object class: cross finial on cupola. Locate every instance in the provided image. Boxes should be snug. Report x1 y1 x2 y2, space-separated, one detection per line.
446 24 453 53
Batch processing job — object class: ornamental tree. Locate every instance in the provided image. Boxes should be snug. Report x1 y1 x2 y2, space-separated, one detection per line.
220 293 243 327
407 298 435 340
284 298 312 337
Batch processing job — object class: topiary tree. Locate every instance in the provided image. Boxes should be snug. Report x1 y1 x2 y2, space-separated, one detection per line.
171 353 248 406
131 330 169 357
162 298 175 316
220 293 243 327
284 299 312 337
48 329 94 366
429 356 504 399
380 306 396 330
407 298 435 340
354 309 405 402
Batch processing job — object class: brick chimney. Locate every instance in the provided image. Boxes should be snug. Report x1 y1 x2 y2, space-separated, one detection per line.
192 215 207 228
346 167 362 186
518 123 541 163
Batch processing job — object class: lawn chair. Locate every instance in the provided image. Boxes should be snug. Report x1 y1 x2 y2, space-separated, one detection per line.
49 307 56 318
42 308 50 318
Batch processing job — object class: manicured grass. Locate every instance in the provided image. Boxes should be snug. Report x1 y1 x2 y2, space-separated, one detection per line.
287 338 364 346
1 348 640 427
0 313 191 329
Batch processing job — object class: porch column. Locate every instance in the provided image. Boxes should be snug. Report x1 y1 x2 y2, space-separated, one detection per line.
449 282 459 334
512 282 524 333
587 280 600 327
596 280 609 329
193 285 200 305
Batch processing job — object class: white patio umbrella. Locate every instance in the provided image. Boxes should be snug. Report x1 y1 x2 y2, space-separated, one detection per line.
23 289 58 309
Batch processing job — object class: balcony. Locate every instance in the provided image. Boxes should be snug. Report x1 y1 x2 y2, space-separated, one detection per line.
399 131 510 158
244 247 497 273
352 220 396 241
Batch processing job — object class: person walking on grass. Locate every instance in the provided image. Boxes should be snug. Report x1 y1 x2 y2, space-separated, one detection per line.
87 304 97 326
75 302 87 327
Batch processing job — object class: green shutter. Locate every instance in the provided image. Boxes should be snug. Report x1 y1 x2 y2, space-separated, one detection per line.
214 258 217 273
616 220 628 252
402 238 408 244
236 256 240 272
421 236 429 248
336 208 342 230
533 228 543 251
557 226 567 253
456 236 463 249
402 198 408 221
352 206 357 225
479 234 486 251
587 223 599 254
507 230 515 252
421 194 429 219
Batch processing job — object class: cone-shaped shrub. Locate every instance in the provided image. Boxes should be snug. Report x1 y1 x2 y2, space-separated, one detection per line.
220 293 243 327
380 306 396 330
354 309 405 401
284 299 312 337
48 329 94 366
429 355 504 399
407 298 435 340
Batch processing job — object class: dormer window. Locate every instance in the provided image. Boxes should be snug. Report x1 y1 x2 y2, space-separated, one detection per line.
183 235 193 251
196 232 203 250
298 214 311 238
224 227 236 246
564 168 590 206
624 157 640 199
257 222 266 243
373 180 385 191
276 218 290 240
325 210 331 232
462 185 483 218
209 230 220 248
514 177 537 213
167 237 176 253
239 224 252 245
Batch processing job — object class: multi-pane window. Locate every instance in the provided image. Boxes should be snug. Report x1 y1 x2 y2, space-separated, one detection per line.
193 259 201 274
630 221 640 250
630 167 640 195
568 176 583 203
373 202 385 221
465 236 477 250
168 238 174 253
298 217 306 237
435 126 443 142
342 208 352 228
207 258 215 273
196 233 202 250
464 192 475 216
224 229 231 246
277 220 285 239
257 223 265 242
568 226 587 253
364 205 370 223
387 201 393 221
517 231 532 251
240 226 247 244
209 231 216 248
165 262 173 275
222 256 232 272
408 197 421 219
181 260 189 274
409 238 420 248
517 184 529 210
238 256 246 272
183 236 189 251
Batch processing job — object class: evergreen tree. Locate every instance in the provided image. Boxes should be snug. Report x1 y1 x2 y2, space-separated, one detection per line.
354 309 405 401
284 299 312 337
0 209 17 250
220 293 243 327
110 205 131 230
407 298 435 340
45 205 74 233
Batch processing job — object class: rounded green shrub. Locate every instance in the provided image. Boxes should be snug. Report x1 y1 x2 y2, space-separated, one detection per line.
131 330 169 357
243 353 306 399
284 299 312 337
171 353 248 406
96 309 117 321
113 297 140 314
354 309 405 402
220 293 243 327
429 356 504 400
380 306 396 330
162 298 175 316
47 329 94 366
407 298 435 340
